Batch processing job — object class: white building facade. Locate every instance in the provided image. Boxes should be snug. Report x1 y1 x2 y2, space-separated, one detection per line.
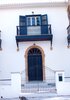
0 1 70 97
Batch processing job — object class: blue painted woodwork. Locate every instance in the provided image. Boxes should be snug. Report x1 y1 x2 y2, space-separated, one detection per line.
41 15 48 34
28 48 43 81
41 25 48 34
16 14 53 50
16 34 53 42
41 14 48 25
19 16 27 35
19 16 27 26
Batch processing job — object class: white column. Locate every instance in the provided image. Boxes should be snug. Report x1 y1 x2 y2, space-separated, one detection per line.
55 70 65 94
56 70 65 84
55 70 70 95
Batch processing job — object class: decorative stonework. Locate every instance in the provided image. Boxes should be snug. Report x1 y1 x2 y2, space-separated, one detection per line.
25 44 45 81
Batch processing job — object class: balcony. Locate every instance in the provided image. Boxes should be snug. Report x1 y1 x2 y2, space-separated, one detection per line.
16 24 53 50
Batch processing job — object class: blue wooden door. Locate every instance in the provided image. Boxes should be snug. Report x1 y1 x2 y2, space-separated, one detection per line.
28 48 43 81
19 16 27 35
41 14 48 34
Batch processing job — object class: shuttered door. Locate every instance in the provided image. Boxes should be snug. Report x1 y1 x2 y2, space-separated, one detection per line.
41 14 48 34
36 55 43 81
19 16 27 35
28 48 43 81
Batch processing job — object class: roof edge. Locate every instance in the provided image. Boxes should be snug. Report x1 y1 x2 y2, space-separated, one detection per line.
0 2 68 9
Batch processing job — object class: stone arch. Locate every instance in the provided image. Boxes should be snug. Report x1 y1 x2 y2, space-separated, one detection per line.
25 44 45 81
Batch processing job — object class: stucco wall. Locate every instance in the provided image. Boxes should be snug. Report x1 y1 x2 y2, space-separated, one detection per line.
0 73 21 98
0 5 70 80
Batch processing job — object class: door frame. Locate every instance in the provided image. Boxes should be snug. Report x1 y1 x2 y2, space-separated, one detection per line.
25 44 45 81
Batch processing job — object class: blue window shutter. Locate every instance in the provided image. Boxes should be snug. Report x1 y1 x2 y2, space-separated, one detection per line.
19 16 27 35
32 17 35 26
36 16 41 26
41 14 48 34
41 14 48 25
27 17 31 26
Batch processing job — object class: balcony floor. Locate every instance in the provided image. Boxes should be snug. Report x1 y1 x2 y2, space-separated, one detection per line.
16 34 53 42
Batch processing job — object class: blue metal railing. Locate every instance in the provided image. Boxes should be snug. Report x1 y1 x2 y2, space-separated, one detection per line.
16 24 52 36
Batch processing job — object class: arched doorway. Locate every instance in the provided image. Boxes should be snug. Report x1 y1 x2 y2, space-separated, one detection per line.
25 45 45 81
28 48 43 81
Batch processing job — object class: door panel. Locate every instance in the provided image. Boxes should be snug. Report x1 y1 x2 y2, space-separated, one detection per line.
19 16 27 35
28 54 43 81
28 55 36 81
41 14 48 34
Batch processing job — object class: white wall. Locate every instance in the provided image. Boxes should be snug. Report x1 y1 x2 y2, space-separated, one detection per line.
57 82 70 95
0 0 67 4
0 5 70 80
0 73 21 98
56 71 70 95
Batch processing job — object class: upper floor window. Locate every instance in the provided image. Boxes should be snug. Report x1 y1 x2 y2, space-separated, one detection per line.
27 16 41 26
27 17 30 26
32 17 35 25
36 17 41 25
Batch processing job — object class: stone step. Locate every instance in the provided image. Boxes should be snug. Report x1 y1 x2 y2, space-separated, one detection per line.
19 92 57 99
21 82 56 93
21 87 56 93
21 82 55 88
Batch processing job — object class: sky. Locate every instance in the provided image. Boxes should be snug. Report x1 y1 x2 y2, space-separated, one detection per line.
0 0 68 4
